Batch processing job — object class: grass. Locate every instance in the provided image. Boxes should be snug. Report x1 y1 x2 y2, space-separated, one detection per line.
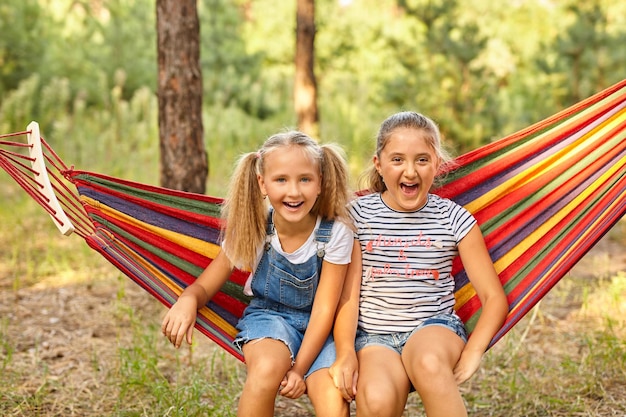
110 293 244 417
1 174 625 416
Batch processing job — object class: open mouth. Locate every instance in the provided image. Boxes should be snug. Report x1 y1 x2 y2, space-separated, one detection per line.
400 183 419 195
283 201 304 209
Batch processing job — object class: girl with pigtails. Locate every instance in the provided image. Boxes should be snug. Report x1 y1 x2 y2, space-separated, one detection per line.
162 131 355 417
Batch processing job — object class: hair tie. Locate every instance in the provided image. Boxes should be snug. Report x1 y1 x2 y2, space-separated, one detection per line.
255 152 261 159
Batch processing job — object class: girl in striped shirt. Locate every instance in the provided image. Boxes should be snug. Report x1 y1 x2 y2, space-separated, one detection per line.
330 112 508 417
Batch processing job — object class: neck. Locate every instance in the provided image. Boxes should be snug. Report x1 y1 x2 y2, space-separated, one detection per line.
273 212 317 236
272 212 318 254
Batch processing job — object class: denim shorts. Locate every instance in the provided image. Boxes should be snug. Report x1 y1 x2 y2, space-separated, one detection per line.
354 312 468 355
234 306 336 378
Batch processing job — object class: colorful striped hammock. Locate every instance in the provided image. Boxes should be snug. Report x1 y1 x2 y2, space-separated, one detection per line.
1 80 625 362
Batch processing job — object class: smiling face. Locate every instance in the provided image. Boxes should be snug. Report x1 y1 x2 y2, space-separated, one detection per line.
374 127 440 212
257 144 322 228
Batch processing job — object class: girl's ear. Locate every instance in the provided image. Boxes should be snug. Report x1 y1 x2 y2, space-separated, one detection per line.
435 156 443 173
373 155 382 176
257 174 267 196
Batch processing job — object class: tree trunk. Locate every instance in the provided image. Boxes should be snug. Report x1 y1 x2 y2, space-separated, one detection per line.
294 0 319 138
156 0 207 193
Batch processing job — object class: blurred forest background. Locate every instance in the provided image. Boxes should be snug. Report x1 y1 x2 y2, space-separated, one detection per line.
1 1 626 416
1 0 625 194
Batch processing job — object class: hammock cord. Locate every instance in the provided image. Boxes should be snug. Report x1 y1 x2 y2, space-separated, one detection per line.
0 132 94 238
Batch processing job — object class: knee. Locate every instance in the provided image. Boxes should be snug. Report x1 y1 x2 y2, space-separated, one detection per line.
409 352 455 392
307 375 350 417
310 395 350 417
246 358 288 389
414 351 449 376
356 383 405 417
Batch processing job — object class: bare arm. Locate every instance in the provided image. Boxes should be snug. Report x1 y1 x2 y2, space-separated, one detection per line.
454 224 509 383
329 240 362 401
280 260 348 398
161 249 234 348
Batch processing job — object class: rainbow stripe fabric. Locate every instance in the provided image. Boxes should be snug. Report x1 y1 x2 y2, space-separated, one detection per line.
438 80 626 345
70 80 625 359
2 81 625 361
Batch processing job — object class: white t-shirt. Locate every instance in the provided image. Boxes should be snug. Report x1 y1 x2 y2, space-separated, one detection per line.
239 216 354 296
350 193 476 333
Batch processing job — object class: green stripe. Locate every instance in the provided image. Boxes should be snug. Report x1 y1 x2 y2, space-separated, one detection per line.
75 174 222 218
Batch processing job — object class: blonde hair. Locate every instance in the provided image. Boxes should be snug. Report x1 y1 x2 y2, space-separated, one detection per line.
221 131 352 270
362 111 454 193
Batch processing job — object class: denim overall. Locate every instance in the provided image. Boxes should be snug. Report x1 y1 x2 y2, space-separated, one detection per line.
234 212 336 376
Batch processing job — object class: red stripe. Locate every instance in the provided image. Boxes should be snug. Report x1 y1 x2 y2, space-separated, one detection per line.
68 170 223 203
87 208 250 317
85 235 245 362
450 122 624 279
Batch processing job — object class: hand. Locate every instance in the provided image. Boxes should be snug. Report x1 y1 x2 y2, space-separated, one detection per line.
453 349 483 384
278 369 306 399
161 296 197 348
329 352 358 402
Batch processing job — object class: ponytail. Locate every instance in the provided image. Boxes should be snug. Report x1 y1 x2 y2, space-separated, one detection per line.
362 111 455 192
361 163 385 193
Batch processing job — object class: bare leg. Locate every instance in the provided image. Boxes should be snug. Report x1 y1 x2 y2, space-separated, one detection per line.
307 368 350 417
355 346 410 417
237 339 292 417
402 326 467 417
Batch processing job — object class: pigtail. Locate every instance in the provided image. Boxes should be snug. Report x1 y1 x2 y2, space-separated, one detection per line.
315 144 352 225
221 152 267 270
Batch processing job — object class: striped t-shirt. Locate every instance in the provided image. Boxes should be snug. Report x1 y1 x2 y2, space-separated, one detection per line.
349 192 476 334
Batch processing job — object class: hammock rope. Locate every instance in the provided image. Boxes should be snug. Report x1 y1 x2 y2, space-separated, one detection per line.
1 80 625 362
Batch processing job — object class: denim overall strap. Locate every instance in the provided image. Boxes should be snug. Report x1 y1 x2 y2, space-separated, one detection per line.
264 208 275 250
314 218 334 259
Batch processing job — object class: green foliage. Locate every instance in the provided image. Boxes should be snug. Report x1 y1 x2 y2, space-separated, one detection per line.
43 0 156 106
536 0 626 106
110 303 240 416
0 0 46 96
1 0 625 187
383 0 496 151
0 318 13 371
200 0 277 118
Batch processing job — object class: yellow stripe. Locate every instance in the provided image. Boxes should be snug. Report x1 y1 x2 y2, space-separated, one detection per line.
506 199 618 316
454 109 625 313
198 306 239 338
454 283 476 310
95 232 188 296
